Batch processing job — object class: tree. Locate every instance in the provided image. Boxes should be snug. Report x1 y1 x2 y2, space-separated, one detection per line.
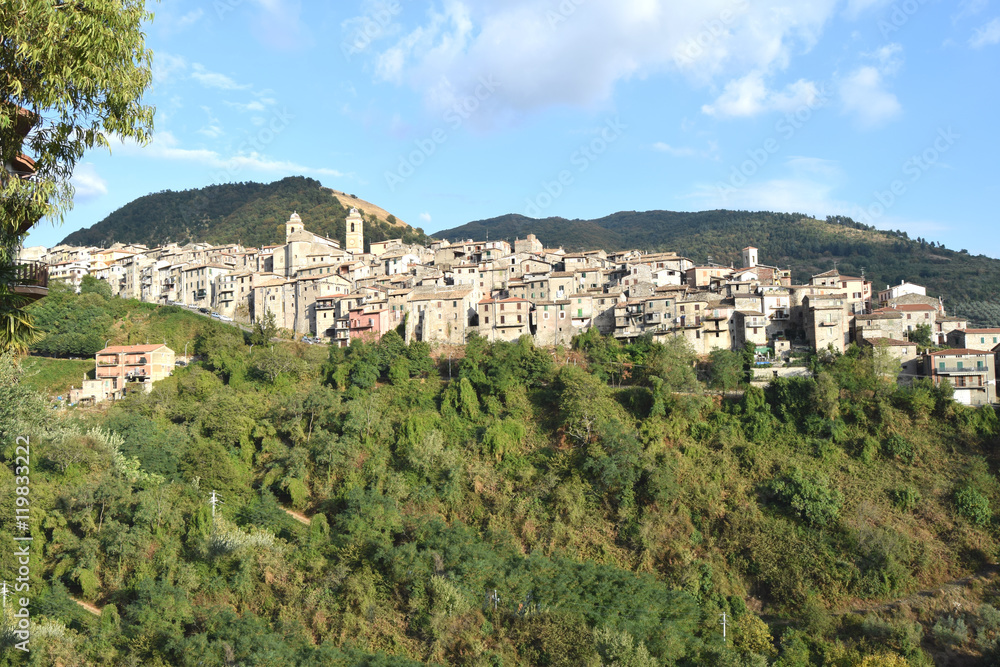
907 323 932 347
250 310 278 345
707 349 744 393
1 0 155 352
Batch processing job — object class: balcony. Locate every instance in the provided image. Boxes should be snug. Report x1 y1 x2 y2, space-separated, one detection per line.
934 365 987 375
10 261 49 302
771 311 789 320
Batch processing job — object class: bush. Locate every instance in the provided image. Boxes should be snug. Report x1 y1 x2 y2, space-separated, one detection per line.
883 434 914 463
890 486 921 512
770 468 844 527
955 486 992 527
932 615 968 647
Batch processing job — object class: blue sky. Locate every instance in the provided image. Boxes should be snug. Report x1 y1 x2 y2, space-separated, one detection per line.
27 0 1000 258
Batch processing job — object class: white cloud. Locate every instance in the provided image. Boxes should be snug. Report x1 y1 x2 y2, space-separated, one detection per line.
688 157 855 220
970 18 1000 48
420 212 432 224
954 0 989 23
177 9 204 28
652 141 718 159
153 52 187 85
191 64 251 91
839 66 901 127
653 143 699 158
71 163 108 201
197 106 224 139
702 72 823 118
839 44 904 128
108 132 346 179
372 0 839 117
226 100 268 113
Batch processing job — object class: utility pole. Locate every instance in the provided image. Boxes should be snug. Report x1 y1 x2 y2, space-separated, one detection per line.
209 490 222 518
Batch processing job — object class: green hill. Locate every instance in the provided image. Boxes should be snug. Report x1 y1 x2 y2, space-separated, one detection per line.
437 211 1000 327
60 176 429 251
4 325 1000 664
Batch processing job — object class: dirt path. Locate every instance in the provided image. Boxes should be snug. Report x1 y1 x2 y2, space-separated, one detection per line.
844 565 1000 616
71 597 101 616
282 506 311 526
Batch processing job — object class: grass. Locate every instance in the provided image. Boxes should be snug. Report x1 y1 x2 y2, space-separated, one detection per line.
21 356 96 397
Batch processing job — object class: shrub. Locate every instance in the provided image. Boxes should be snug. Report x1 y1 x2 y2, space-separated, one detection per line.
859 435 880 464
890 486 921 512
955 486 992 527
932 615 968 647
771 468 844 527
883 434 914 463
979 603 1000 632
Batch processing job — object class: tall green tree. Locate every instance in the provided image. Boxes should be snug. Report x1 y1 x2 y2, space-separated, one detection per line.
1 0 155 352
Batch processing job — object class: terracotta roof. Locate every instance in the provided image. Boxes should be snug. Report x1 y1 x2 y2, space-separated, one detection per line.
876 304 936 312
98 344 170 354
961 328 1000 334
927 348 990 356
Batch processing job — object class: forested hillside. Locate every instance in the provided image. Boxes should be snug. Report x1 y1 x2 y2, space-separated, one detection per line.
437 212 1000 327
3 293 1000 664
59 177 429 251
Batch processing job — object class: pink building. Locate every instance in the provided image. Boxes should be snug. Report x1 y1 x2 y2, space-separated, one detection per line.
348 308 391 343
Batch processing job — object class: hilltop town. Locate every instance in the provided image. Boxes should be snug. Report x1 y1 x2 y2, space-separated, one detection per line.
20 209 999 405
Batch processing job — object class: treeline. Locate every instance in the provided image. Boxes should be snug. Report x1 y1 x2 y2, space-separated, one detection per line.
2 325 1000 664
60 176 429 251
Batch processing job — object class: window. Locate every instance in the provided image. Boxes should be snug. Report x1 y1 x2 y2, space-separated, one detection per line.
485 317 490 324
957 361 964 370
517 315 522 323
500 316 505 324
559 312 566 320
544 312 549 320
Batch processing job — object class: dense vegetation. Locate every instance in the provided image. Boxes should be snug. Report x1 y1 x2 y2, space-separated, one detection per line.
59 176 429 251
3 292 1000 665
25 277 228 359
438 212 1000 327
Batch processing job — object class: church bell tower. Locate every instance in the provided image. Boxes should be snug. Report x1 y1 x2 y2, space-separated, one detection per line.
346 208 364 254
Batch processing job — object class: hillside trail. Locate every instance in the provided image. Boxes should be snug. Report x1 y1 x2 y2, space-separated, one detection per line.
282 506 311 525
844 565 1000 616
71 597 102 616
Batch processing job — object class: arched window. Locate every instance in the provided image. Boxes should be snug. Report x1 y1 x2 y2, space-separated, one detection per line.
350 223 355 232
